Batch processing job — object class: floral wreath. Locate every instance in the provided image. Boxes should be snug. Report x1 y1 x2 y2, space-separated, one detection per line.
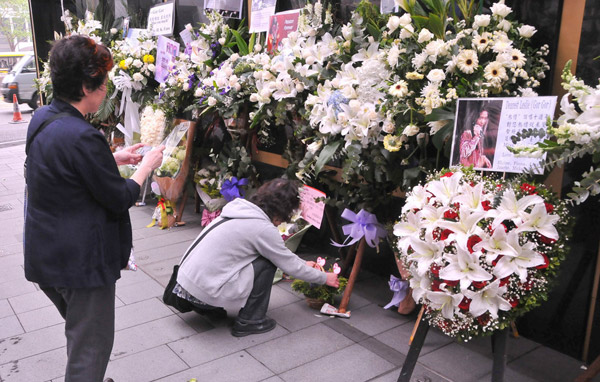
393 167 571 341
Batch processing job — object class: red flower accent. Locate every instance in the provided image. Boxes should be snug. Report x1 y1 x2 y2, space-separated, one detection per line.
459 297 472 310
444 209 458 220
535 253 550 269
441 171 453 178
477 312 491 326
472 280 488 289
432 229 441 241
544 202 554 213
520 279 534 291
482 200 492 211
539 234 556 244
509 296 519 308
492 255 503 267
499 276 510 287
467 235 482 253
431 279 443 292
430 264 441 276
443 279 459 287
440 229 453 240
520 183 537 194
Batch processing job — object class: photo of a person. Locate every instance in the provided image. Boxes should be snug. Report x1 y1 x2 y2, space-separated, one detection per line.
267 16 279 52
450 99 502 170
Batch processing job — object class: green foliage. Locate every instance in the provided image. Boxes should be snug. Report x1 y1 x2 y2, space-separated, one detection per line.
0 0 31 51
291 276 348 305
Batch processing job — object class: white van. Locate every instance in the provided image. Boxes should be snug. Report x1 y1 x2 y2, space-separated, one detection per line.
0 53 39 110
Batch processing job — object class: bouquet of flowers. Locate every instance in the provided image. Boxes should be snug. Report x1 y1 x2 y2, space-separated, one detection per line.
509 61 600 204
291 257 348 307
378 0 550 178
393 168 571 341
139 106 168 146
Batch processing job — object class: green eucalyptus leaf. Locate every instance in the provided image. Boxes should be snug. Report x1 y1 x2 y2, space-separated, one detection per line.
314 140 342 176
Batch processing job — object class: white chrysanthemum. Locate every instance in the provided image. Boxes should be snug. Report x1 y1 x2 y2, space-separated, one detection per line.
456 49 479 74
140 107 167 146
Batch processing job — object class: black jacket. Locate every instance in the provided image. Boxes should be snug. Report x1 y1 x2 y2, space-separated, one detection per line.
24 98 140 288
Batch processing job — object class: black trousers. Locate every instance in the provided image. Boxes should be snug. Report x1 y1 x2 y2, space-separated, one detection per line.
41 284 115 382
238 256 277 322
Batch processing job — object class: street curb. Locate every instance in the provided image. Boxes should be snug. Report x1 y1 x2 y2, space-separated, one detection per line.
0 139 25 149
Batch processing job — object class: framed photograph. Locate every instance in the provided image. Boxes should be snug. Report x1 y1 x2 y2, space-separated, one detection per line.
267 10 300 53
449 97 557 174
204 0 244 19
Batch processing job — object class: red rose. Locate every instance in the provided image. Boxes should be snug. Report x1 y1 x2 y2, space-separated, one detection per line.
440 229 453 240
432 229 441 241
535 253 550 269
430 264 441 276
544 202 554 213
539 234 556 244
431 279 443 292
459 297 472 311
492 255 503 267
441 172 453 178
443 279 459 287
444 209 458 220
467 235 482 253
472 280 487 289
477 312 491 326
482 200 492 211
499 276 510 287
509 296 519 308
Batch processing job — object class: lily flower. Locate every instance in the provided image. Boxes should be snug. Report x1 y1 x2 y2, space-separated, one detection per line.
453 182 487 211
490 188 543 229
474 226 519 263
407 237 445 276
436 206 486 248
439 244 493 290
493 241 544 281
426 291 464 319
401 185 428 213
464 279 512 319
516 203 559 240
427 172 464 206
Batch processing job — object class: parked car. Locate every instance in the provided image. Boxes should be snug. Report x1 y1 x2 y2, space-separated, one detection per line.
0 53 39 110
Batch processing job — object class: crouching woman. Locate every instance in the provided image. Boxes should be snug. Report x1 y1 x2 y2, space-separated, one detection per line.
175 178 339 336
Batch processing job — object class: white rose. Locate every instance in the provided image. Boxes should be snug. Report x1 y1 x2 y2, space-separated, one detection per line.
517 25 537 38
418 28 434 43
427 69 446 83
249 94 259 102
148 64 155 72
132 72 144 82
230 53 240 61
110 28 118 34
491 2 512 18
254 43 262 52
387 16 402 33
194 88 204 97
403 124 420 137
234 83 241 91
218 37 226 45
125 57 133 66
497 19 511 32
472 15 490 29
133 59 143 68
348 99 361 111
185 23 193 32
207 96 217 106
400 24 414 40
399 13 412 26
342 25 353 40
183 83 190 91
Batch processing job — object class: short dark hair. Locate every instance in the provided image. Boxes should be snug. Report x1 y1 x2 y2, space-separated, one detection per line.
250 178 300 222
49 35 113 102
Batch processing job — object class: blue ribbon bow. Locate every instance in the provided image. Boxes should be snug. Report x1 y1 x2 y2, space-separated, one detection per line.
331 208 386 248
383 275 409 309
220 177 248 202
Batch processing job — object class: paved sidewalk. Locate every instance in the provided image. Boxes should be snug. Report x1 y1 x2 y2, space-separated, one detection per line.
0 143 596 382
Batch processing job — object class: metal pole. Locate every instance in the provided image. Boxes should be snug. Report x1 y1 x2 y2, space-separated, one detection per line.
398 313 429 382
491 328 509 382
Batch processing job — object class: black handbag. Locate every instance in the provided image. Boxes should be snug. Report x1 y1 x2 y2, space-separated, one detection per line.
162 217 231 312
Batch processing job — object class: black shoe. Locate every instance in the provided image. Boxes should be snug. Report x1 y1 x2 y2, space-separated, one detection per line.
193 306 227 320
231 317 276 337
103 379 115 382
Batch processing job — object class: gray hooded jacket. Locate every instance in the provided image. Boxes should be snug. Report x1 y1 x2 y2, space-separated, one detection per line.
177 198 327 308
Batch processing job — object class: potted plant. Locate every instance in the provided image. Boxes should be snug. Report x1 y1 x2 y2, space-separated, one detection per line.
291 258 348 309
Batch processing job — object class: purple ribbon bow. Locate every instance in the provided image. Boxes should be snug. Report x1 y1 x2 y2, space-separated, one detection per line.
220 177 248 202
383 275 409 309
331 208 386 248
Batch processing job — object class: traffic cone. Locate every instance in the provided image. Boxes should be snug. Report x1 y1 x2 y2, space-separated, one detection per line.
10 94 23 123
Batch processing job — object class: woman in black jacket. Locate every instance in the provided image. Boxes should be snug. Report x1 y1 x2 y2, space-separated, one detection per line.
24 35 164 382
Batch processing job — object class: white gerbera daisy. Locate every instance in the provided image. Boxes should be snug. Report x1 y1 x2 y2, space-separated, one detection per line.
456 49 479 74
484 61 508 87
472 32 492 52
389 80 409 98
509 49 526 68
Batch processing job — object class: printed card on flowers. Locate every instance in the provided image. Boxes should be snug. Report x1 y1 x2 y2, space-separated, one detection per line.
449 97 556 174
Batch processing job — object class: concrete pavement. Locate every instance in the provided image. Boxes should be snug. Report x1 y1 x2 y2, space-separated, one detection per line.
0 143 596 382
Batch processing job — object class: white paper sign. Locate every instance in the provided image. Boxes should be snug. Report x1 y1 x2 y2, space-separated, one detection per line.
299 185 326 229
154 35 180 83
148 2 175 36
380 0 398 15
179 28 193 48
249 0 277 33
449 97 557 174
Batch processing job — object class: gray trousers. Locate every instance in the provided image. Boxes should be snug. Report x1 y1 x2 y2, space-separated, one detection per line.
41 284 115 382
